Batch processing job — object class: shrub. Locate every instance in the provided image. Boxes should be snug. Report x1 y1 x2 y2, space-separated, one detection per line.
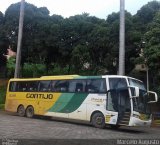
6 58 16 78
0 104 5 110
0 86 6 104
22 63 46 77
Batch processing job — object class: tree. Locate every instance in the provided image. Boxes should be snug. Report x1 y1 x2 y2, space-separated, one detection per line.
106 11 137 74
0 12 4 25
1 0 160 91
133 1 160 33
145 18 160 70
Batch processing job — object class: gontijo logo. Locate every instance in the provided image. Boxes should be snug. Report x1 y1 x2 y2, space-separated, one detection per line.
26 93 53 99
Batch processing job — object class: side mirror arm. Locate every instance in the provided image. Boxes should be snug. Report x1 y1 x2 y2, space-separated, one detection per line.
147 91 158 103
128 86 139 98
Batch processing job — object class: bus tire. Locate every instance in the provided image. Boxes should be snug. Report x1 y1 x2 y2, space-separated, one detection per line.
17 105 25 117
26 106 34 118
91 112 105 129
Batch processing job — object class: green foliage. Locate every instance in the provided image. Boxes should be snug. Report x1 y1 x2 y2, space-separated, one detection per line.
136 1 160 24
0 86 6 105
6 57 16 78
0 1 160 95
47 63 69 75
145 13 160 67
0 104 4 109
6 57 47 78
142 11 160 96
22 63 46 77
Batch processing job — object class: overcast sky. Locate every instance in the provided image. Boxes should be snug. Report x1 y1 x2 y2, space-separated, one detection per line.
0 0 158 19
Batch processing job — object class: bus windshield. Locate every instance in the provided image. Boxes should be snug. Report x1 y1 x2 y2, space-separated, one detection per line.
128 78 150 114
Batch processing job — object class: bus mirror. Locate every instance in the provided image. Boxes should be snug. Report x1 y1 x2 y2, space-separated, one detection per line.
129 86 139 98
147 91 158 103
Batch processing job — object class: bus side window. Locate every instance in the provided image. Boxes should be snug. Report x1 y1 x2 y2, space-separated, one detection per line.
107 90 118 111
68 80 76 92
75 83 83 92
54 80 69 92
9 82 17 92
86 79 107 93
68 80 86 93
20 82 28 92
39 81 51 92
27 81 38 92
51 81 57 92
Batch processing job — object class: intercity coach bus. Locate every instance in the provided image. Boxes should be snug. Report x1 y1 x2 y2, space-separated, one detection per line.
5 75 158 128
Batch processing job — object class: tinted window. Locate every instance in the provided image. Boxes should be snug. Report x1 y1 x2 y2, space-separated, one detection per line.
9 81 28 92
128 78 146 91
26 81 38 92
50 81 57 92
107 90 118 111
17 82 28 91
39 81 51 92
86 79 107 93
9 82 17 92
9 81 38 92
54 80 69 92
109 78 127 90
68 80 86 92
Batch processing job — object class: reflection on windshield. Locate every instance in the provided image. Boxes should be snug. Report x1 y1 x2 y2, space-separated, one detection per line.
128 78 151 114
128 78 146 91
132 90 150 113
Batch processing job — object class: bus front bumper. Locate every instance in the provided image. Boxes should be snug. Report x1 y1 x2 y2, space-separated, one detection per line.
129 117 151 127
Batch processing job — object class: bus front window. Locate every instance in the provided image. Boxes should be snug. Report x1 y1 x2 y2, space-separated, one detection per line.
128 78 151 114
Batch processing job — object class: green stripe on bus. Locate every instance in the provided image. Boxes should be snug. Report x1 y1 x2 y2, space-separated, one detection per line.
59 93 88 113
48 93 74 112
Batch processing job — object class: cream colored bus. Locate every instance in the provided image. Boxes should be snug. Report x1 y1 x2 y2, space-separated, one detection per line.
5 75 158 128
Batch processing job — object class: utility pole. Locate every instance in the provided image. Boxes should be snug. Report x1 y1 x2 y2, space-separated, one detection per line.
14 0 25 78
118 0 125 75
142 41 149 92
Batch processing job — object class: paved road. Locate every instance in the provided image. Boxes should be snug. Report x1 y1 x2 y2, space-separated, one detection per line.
0 110 160 145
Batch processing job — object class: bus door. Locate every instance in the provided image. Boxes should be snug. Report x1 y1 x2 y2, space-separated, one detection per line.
116 88 131 125
108 78 131 125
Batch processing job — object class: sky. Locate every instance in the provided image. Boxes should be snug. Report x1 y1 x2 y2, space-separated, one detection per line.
0 0 158 19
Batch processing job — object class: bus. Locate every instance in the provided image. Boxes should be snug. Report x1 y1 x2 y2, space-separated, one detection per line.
5 75 158 129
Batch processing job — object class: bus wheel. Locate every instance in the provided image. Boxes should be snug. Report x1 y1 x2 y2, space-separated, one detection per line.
26 106 34 118
91 112 105 129
17 105 25 117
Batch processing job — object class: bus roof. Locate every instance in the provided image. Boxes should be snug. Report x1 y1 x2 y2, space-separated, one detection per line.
8 75 142 82
40 75 79 79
